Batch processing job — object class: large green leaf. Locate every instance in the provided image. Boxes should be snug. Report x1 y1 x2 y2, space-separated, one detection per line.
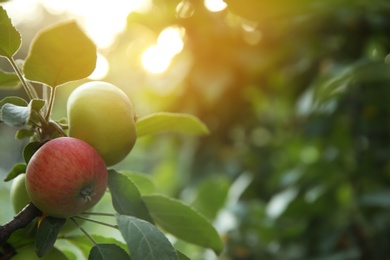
142 194 223 254
89 244 131 260
120 171 156 195
35 217 66 257
0 69 20 88
136 112 209 137
23 21 97 87
0 6 21 57
108 170 154 223
116 214 178 260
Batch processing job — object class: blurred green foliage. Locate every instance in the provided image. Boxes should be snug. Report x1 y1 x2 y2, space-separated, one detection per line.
2 0 390 259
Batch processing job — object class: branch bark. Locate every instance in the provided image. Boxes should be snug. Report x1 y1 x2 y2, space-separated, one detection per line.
0 203 42 246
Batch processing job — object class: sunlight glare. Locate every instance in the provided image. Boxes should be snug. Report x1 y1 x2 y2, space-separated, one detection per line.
204 0 227 12
141 46 172 74
88 53 109 80
142 27 185 73
157 27 184 56
40 0 152 49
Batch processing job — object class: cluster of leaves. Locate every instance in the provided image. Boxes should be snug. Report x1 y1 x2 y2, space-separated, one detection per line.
109 0 390 259
0 6 221 260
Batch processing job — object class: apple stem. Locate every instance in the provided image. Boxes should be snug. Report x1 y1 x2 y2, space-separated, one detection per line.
81 212 115 217
45 86 57 121
70 217 97 246
0 203 42 246
7 56 38 100
74 216 119 229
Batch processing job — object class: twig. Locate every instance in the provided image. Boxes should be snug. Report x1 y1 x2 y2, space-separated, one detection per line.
0 203 42 245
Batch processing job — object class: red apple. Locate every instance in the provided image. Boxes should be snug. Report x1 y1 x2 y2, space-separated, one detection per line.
25 137 108 218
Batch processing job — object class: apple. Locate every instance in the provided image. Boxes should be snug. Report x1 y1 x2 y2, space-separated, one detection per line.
12 244 67 260
10 174 30 214
10 173 86 234
25 137 108 218
67 81 137 166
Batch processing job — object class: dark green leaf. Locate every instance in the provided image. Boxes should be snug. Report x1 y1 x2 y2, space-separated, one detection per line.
120 171 156 195
23 141 42 164
66 234 128 259
0 69 20 88
0 6 21 57
89 244 131 260
142 194 223 254
136 112 209 137
23 20 97 87
35 217 66 257
116 214 178 260
3 163 26 181
108 170 154 223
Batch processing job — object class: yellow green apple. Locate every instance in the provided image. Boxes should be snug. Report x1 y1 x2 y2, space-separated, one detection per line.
67 81 137 166
12 244 67 260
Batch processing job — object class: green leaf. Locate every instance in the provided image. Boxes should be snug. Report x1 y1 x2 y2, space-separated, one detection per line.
1 103 30 127
116 214 178 260
108 170 154 223
0 6 21 57
15 128 35 140
0 96 28 108
136 112 209 137
120 171 156 195
191 176 230 219
142 194 223 254
89 244 131 260
176 251 190 260
0 69 20 88
23 20 97 87
3 163 26 181
0 98 45 128
35 217 66 257
66 234 128 259
23 141 42 164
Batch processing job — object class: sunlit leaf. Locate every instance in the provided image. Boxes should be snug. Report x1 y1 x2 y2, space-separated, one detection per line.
120 171 156 195
0 6 21 57
0 96 28 108
116 214 178 260
3 163 26 181
108 170 154 223
0 69 20 88
89 244 130 260
136 112 209 137
142 194 223 254
23 20 97 87
35 217 66 257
